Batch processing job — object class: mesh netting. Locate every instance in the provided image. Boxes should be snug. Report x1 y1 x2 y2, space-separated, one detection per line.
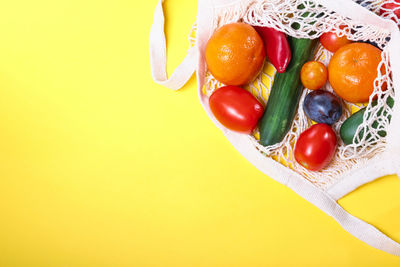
201 0 398 189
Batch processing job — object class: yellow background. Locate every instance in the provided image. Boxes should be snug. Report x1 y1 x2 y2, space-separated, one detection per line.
0 0 399 266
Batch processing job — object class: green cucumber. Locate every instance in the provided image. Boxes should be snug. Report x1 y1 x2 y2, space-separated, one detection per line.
340 97 394 145
259 36 318 146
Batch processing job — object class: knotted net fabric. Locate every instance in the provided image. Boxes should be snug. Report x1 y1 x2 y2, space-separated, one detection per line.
200 0 399 190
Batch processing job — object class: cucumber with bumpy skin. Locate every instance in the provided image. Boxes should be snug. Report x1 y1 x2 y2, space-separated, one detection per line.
259 37 318 146
340 97 394 145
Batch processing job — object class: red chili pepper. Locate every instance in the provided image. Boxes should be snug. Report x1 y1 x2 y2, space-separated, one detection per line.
254 26 292 73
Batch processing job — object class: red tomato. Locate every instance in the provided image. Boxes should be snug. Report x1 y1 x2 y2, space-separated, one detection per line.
209 85 264 134
380 1 400 26
294 124 337 171
300 61 328 90
320 31 352 53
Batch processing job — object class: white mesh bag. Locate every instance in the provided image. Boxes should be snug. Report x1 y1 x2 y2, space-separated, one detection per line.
150 0 400 256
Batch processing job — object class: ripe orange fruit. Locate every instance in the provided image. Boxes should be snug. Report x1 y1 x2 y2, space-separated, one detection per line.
328 43 385 103
205 23 265 86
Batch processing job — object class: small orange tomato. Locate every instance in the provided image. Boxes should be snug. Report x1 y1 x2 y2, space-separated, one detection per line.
320 31 352 53
300 61 328 90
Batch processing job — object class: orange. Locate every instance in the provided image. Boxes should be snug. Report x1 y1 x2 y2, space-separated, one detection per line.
328 42 385 103
205 22 265 86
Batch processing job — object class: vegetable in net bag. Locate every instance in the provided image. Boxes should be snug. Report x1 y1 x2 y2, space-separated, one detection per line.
150 0 400 256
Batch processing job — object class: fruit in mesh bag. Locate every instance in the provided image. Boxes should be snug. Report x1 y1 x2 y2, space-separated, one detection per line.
303 90 343 125
340 97 395 145
328 43 386 103
380 0 400 27
320 30 352 53
300 61 328 90
205 23 265 86
253 26 292 73
259 37 318 146
294 124 337 171
209 85 264 134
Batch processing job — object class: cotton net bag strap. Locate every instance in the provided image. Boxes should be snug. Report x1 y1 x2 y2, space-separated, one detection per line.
149 0 197 90
150 0 400 256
